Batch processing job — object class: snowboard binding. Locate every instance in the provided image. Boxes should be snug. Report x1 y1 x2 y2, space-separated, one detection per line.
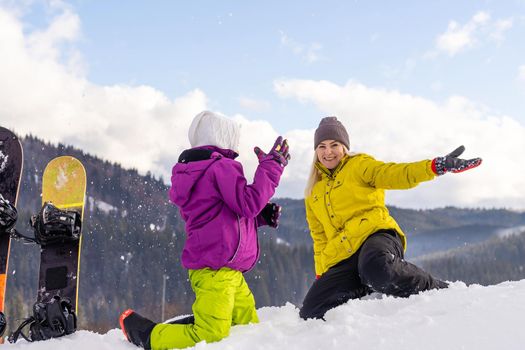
30 202 82 246
0 193 17 235
8 295 77 343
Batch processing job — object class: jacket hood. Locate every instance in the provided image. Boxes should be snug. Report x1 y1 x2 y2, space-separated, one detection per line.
170 146 237 206
188 111 241 153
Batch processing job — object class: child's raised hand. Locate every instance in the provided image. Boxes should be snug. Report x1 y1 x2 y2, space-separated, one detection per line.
254 136 291 167
253 146 267 161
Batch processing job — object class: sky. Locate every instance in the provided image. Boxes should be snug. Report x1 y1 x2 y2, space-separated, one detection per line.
1 0 525 209
3 280 525 349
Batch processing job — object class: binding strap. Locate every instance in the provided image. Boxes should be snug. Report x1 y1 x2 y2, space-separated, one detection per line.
8 296 77 343
8 316 34 343
9 202 82 245
30 202 81 246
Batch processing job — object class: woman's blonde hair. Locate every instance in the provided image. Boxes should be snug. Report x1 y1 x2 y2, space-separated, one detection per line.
304 144 351 198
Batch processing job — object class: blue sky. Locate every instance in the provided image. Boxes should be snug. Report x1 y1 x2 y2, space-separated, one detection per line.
19 0 525 130
1 0 525 208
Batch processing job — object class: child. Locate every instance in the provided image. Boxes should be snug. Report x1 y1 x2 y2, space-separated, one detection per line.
120 111 290 349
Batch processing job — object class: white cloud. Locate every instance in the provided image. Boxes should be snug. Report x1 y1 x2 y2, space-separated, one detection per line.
434 11 512 56
0 5 293 194
435 11 489 56
2 4 523 210
274 79 525 209
436 20 474 55
0 6 207 181
279 30 323 64
490 18 513 43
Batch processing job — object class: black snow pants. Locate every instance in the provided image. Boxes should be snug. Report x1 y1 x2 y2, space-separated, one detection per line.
299 230 448 320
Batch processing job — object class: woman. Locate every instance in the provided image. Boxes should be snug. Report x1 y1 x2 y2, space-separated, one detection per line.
300 116 481 320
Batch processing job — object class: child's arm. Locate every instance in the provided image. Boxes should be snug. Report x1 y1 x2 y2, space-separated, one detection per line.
213 137 289 218
213 158 284 218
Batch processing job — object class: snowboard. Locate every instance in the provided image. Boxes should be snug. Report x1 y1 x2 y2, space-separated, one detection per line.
0 127 23 322
37 156 86 313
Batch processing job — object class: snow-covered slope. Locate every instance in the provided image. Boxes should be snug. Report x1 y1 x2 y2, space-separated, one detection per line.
4 280 525 350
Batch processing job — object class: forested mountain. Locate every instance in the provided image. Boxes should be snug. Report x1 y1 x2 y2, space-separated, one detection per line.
417 229 525 285
4 135 525 334
277 201 525 249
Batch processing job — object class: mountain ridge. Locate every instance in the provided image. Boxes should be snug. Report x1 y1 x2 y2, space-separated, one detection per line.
3 134 525 334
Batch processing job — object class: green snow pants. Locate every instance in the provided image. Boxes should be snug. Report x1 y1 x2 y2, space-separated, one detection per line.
150 267 259 350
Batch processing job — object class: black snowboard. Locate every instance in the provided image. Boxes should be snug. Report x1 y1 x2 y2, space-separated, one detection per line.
0 127 23 324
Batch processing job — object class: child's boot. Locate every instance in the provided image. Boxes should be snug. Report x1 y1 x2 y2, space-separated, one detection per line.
119 309 156 349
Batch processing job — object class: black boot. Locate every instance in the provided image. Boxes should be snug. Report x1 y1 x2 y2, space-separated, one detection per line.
119 309 156 349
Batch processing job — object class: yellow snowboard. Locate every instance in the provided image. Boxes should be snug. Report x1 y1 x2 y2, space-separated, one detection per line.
38 156 86 313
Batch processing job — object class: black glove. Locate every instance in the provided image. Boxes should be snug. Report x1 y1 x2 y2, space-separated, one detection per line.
254 136 291 167
432 145 482 175
259 203 281 228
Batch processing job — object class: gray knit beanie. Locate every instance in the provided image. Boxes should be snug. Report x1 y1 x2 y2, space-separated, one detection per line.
314 116 349 150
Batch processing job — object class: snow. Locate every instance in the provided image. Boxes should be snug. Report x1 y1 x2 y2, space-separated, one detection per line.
497 225 525 238
275 237 291 246
88 196 117 214
4 280 525 349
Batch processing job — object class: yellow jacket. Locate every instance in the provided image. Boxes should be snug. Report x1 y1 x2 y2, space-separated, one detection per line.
305 153 436 276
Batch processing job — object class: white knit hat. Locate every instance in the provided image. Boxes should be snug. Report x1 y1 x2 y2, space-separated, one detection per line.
188 111 241 152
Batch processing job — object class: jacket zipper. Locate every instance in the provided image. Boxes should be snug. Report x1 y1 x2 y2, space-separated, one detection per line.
228 214 242 263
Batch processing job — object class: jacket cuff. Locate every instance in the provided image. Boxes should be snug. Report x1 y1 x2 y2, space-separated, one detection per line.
431 158 438 175
256 213 267 228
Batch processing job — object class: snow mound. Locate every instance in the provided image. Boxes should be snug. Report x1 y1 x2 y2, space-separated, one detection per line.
4 280 525 349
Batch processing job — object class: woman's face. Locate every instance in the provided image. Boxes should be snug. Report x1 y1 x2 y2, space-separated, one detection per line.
316 140 345 170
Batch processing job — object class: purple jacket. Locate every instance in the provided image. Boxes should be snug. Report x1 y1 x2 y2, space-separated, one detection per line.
169 145 284 272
